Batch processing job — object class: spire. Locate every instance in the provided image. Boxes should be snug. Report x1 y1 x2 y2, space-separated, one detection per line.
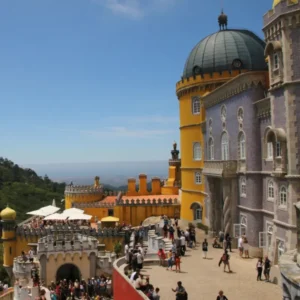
218 9 228 31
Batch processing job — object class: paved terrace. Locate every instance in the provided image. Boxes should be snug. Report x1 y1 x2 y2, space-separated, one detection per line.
142 225 282 300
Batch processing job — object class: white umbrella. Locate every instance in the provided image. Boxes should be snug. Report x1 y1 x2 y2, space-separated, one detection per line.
68 214 92 220
62 208 84 216
27 205 60 217
44 213 67 221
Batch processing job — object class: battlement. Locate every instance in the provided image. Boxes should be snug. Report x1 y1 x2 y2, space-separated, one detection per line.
117 197 178 206
73 201 116 208
65 185 104 194
263 0 299 26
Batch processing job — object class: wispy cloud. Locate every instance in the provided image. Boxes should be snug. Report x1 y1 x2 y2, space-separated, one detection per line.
80 126 175 138
93 0 177 19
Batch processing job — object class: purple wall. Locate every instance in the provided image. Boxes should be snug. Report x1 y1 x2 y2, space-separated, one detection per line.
272 89 286 129
291 27 300 81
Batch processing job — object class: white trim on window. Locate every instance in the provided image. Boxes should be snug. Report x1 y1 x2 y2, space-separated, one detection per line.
276 141 281 157
267 142 273 160
273 53 279 70
240 214 247 236
194 172 202 185
279 185 287 208
208 138 214 160
240 177 247 197
193 142 201 161
277 238 285 258
267 180 274 201
238 132 246 160
221 132 229 161
192 97 200 115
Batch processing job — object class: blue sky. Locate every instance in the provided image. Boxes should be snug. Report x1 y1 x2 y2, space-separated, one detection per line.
0 0 272 164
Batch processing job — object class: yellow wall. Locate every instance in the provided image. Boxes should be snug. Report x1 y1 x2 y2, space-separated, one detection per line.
2 229 16 267
65 193 102 209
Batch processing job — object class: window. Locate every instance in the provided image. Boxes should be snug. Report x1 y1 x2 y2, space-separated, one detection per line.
273 53 279 70
239 132 246 159
208 138 214 160
277 240 285 257
221 105 227 122
192 97 200 114
276 142 281 157
267 224 273 251
240 215 247 236
237 107 244 122
194 172 202 184
267 142 273 159
279 186 287 207
221 132 229 160
191 203 202 221
240 178 246 197
193 142 201 160
195 208 202 221
268 181 274 200
108 209 114 216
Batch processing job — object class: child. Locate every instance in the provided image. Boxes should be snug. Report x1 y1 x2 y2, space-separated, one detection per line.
175 254 181 273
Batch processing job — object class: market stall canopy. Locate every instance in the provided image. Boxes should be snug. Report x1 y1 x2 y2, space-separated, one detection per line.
101 216 119 222
44 213 67 221
68 214 92 220
27 205 60 217
62 208 84 216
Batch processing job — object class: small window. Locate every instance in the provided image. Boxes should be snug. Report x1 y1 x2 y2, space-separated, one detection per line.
208 138 214 160
194 172 202 184
279 186 287 207
278 240 285 257
273 53 279 70
221 132 229 160
268 181 274 200
193 142 202 160
108 209 114 216
192 97 200 115
276 142 281 157
267 142 273 159
240 178 246 197
239 132 246 159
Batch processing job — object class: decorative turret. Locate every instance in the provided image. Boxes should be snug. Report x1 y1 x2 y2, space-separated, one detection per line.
218 10 228 31
1 205 16 221
94 176 100 187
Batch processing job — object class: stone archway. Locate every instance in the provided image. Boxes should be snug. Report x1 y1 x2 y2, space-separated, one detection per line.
190 202 203 222
56 264 81 282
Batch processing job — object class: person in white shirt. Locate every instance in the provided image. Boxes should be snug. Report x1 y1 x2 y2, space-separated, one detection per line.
137 251 143 270
134 275 143 290
106 277 112 296
180 235 186 255
238 236 244 257
138 245 144 257
124 244 129 262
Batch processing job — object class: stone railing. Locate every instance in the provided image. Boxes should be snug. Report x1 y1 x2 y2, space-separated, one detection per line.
13 256 39 280
147 229 173 255
117 198 178 206
203 160 237 178
65 185 104 194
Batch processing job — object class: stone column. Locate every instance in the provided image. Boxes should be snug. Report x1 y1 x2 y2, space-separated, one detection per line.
222 179 232 236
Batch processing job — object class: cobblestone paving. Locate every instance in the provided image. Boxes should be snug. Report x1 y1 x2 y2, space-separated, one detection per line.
143 228 282 300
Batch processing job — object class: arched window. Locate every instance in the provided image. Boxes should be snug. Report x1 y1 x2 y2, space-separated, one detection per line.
240 214 247 235
277 240 285 257
267 142 273 159
208 138 214 160
238 132 246 159
193 142 201 160
192 97 200 114
221 132 229 160
194 172 202 184
267 181 274 200
240 177 246 197
190 203 202 221
279 186 287 207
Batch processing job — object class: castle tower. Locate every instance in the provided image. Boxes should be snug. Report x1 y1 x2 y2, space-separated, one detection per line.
64 176 104 209
0 205 17 279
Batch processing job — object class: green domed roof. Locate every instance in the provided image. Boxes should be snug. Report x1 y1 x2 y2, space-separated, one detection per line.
183 29 267 79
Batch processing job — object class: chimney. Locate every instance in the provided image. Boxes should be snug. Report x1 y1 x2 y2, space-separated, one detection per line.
138 174 148 194
127 178 137 195
151 177 161 195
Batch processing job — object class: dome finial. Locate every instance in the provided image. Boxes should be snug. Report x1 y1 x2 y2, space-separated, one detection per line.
218 9 228 31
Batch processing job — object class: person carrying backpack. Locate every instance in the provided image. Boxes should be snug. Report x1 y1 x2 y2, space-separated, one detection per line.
218 250 231 272
172 281 188 300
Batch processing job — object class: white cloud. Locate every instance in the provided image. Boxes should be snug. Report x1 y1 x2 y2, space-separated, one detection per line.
93 0 177 19
80 126 175 138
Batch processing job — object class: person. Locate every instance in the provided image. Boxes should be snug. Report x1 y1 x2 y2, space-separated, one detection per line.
172 281 187 300
225 234 232 252
137 250 143 270
106 277 112 297
157 248 166 266
166 250 174 271
124 243 129 263
202 238 208 259
216 290 228 300
264 256 271 282
174 217 179 227
243 237 249 258
152 287 160 300
238 236 244 257
175 254 181 273
219 250 231 273
169 225 175 242
256 258 263 281
180 234 186 256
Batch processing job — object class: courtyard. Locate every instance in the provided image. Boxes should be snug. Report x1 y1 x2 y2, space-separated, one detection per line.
142 227 282 300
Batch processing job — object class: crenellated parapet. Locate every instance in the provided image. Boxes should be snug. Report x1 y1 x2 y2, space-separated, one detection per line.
116 198 178 206
65 185 104 195
73 201 116 208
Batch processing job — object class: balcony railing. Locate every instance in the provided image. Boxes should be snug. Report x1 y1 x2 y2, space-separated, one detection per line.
203 160 237 178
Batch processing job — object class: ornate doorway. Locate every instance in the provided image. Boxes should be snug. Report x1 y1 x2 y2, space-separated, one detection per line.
56 264 81 282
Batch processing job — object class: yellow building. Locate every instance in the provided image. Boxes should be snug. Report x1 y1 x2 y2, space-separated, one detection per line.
176 11 257 223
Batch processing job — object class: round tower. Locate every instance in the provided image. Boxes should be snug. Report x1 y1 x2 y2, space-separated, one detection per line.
64 176 104 209
1 205 17 278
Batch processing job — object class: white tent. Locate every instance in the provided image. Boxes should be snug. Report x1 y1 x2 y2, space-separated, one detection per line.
68 214 92 220
27 205 60 217
62 208 84 216
44 213 67 221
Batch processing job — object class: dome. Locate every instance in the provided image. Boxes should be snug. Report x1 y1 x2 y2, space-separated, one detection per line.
183 29 267 79
0 205 16 220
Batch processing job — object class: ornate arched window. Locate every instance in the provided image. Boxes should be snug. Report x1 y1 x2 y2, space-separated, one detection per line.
279 186 287 207
190 203 202 221
240 214 247 235
267 181 274 200
193 142 201 160
208 138 214 160
221 132 229 160
238 132 246 159
240 177 246 197
192 97 200 115
278 240 285 257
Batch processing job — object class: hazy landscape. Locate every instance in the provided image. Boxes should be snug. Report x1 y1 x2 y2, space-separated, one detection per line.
22 161 169 187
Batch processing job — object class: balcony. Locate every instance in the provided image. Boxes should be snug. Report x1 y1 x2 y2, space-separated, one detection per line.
203 160 237 178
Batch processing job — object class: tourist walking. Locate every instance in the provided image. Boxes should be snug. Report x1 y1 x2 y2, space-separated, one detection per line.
157 248 166 266
216 290 228 300
175 254 181 273
264 256 271 282
172 281 188 300
219 250 231 272
256 258 263 281
169 225 175 242
202 238 208 259
243 236 249 258
238 235 244 257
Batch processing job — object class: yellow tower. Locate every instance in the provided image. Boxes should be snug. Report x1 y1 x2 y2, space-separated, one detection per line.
176 11 262 222
0 205 17 278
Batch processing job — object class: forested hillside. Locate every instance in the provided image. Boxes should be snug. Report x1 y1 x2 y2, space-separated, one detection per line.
0 158 66 222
